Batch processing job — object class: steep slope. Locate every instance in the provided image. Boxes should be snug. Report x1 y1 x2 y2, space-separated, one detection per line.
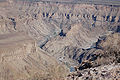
66 32 120 80
0 1 120 79
0 1 120 44
0 32 68 80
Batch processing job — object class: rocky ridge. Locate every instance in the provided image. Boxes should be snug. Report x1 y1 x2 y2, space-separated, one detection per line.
66 32 120 80
0 0 120 80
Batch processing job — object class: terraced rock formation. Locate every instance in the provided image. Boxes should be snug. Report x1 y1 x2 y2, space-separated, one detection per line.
0 0 120 49
0 0 120 80
0 32 68 80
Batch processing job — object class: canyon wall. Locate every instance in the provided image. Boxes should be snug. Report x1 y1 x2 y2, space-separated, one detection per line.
0 1 120 79
0 32 68 80
0 1 120 66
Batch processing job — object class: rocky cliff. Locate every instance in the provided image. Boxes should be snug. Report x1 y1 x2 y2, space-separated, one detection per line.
65 32 120 80
0 0 120 50
0 0 120 80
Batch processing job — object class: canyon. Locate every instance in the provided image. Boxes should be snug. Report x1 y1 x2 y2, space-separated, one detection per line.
0 0 120 80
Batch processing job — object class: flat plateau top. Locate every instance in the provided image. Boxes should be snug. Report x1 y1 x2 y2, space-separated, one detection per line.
6 0 120 5
0 0 120 5
42 0 120 5
0 32 33 48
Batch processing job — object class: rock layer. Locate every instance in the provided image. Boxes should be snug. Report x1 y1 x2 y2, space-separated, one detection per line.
0 0 120 80
0 32 68 80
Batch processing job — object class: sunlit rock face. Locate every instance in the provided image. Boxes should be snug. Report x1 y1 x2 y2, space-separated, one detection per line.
0 0 120 64
0 1 120 45
0 0 120 80
0 32 68 80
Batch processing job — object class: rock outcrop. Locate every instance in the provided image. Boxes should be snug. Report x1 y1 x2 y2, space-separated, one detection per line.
0 0 120 80
66 64 120 80
65 32 120 80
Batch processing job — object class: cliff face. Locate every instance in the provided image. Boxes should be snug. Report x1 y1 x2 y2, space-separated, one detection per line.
0 1 120 48
0 1 120 80
0 1 120 38
0 0 120 65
